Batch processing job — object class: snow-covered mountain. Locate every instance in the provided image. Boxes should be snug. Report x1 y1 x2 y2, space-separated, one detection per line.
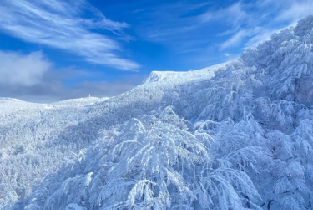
2 15 313 210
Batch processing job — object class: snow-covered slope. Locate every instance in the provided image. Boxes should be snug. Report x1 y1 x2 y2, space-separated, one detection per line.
2 15 313 210
0 97 109 208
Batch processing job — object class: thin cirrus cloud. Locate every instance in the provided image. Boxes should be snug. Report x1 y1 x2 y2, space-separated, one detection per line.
138 3 210 49
199 2 247 26
137 2 247 49
137 0 313 57
0 0 140 70
275 0 313 22
220 30 249 50
219 0 313 51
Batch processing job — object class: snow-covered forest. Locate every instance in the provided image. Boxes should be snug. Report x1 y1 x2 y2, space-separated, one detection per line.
1 15 313 210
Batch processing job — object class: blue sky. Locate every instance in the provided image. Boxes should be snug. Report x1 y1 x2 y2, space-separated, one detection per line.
0 0 312 102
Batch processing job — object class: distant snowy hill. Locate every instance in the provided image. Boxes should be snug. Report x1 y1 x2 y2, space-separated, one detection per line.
2 16 313 210
52 97 109 106
143 63 227 85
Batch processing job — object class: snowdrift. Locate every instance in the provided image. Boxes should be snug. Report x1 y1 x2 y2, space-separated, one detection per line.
2 16 313 210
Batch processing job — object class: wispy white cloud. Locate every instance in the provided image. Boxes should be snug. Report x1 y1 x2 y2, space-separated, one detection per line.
199 2 247 26
141 2 247 47
244 28 281 48
0 0 139 70
220 30 248 50
0 50 51 86
220 27 264 50
275 0 313 23
137 0 313 57
218 0 313 50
